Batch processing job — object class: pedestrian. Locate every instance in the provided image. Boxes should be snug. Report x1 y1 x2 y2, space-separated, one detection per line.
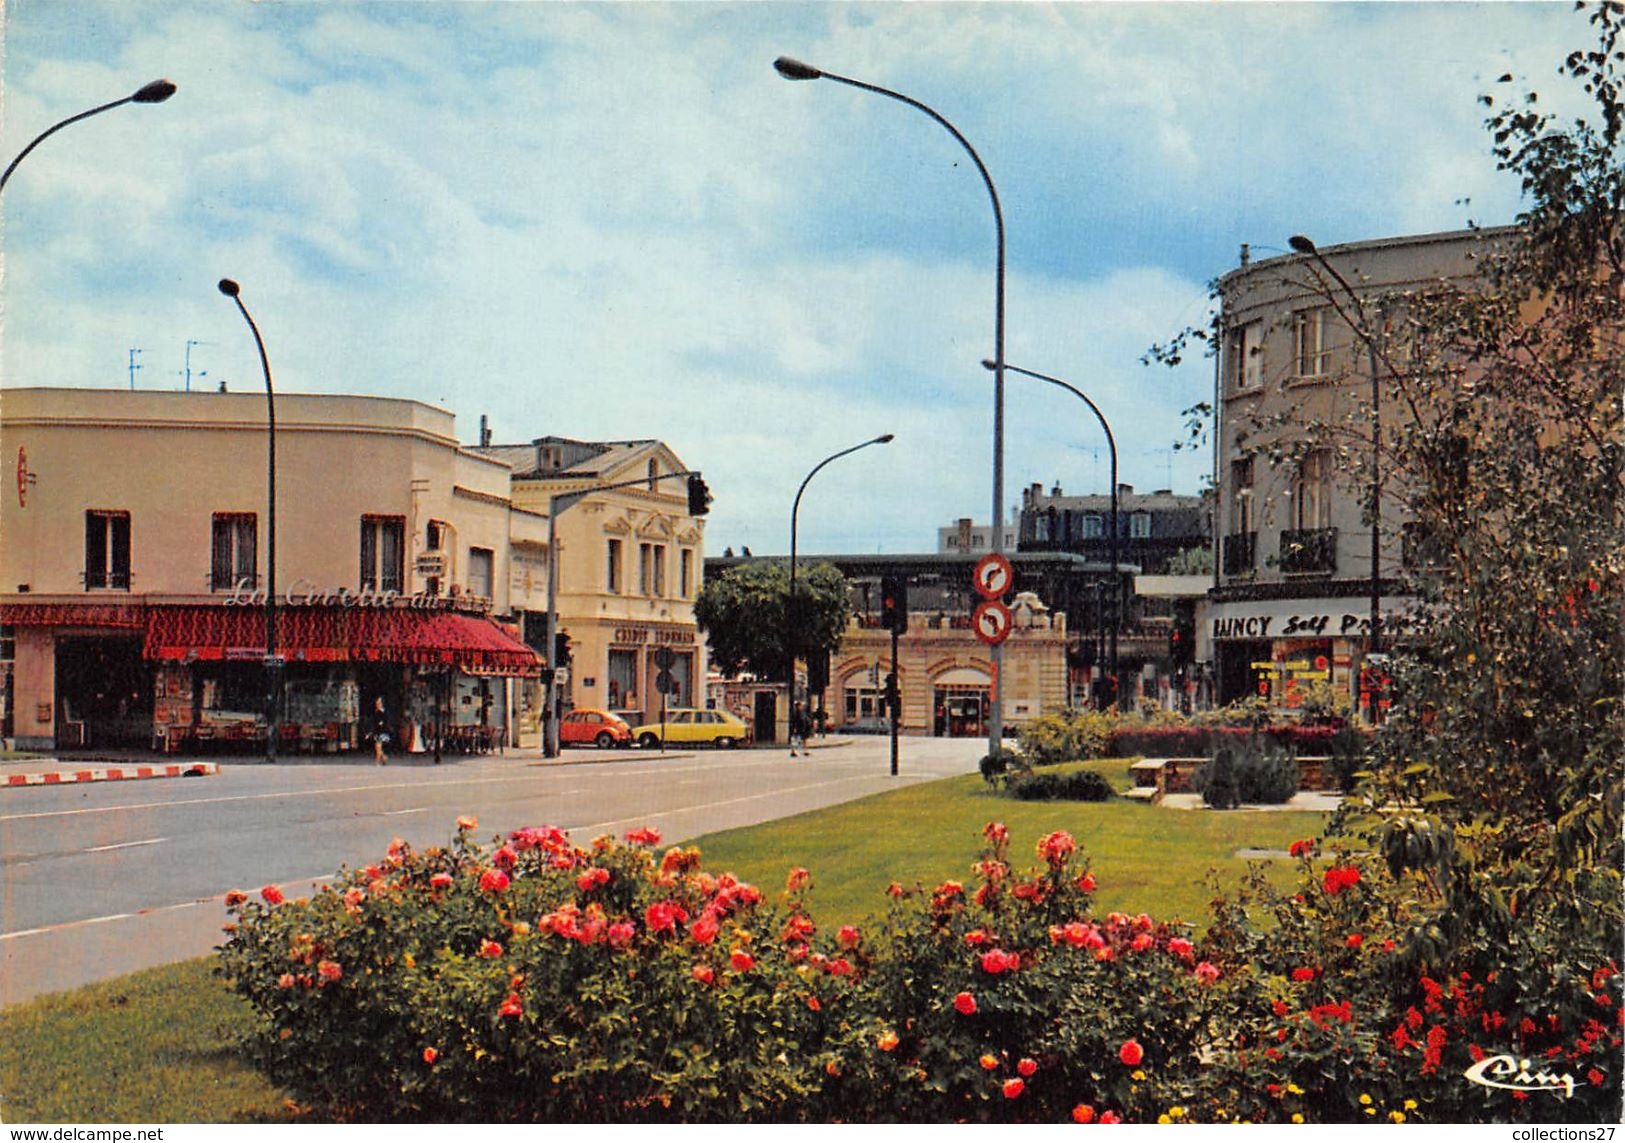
370 695 391 765
789 701 810 757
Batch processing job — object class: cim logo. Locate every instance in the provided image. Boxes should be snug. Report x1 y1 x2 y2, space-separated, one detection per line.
1463 1053 1580 1099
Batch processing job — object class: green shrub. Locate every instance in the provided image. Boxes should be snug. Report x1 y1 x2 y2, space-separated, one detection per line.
1004 768 1114 803
1326 723 1369 793
1193 739 1299 807
1016 708 1111 766
979 747 1020 784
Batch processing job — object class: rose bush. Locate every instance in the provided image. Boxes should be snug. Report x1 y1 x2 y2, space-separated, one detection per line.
219 818 1621 1123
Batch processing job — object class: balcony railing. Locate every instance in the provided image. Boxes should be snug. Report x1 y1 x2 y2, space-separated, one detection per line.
1222 531 1256 576
1279 527 1338 575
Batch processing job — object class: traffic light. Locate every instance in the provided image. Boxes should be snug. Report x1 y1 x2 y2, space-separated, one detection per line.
1169 609 1195 667
1168 627 1185 665
880 573 908 634
554 631 572 668
687 473 712 516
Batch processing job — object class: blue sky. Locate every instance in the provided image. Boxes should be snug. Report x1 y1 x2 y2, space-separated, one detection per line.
0 1 1581 555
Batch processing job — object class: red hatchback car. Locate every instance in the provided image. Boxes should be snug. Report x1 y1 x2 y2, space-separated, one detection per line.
558 708 634 749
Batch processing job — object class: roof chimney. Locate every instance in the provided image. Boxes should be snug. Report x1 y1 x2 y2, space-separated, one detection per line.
1118 483 1134 497
1240 243 1251 267
479 415 492 447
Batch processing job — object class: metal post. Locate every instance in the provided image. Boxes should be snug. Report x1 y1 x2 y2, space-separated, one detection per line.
775 57 1006 757
889 623 900 776
219 279 279 763
0 80 176 198
995 361 1120 704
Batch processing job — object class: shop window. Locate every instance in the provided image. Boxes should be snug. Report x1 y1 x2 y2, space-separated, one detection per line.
607 539 623 594
468 547 494 599
84 510 131 590
607 648 639 710
210 513 257 591
0 624 13 661
360 515 405 592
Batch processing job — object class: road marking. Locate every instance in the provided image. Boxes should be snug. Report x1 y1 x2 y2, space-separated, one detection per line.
1 872 335 942
84 837 167 853
377 808 427 817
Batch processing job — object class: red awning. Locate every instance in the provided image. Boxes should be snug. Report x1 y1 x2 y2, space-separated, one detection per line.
0 602 147 628
143 606 541 676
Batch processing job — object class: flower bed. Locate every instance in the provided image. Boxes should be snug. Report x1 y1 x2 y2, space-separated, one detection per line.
217 818 1622 1123
1106 724 1347 759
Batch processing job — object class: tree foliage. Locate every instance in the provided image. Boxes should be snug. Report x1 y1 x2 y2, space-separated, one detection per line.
1334 0 1623 976
694 560 852 680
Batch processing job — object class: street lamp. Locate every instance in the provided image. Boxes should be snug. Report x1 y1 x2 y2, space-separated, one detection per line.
218 278 281 764
774 56 1009 756
1288 235 1384 721
987 359 1120 707
788 433 895 703
0 80 176 196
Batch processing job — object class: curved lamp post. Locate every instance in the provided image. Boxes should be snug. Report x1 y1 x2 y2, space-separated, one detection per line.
987 359 1120 706
775 55 1009 755
1288 235 1383 720
218 279 280 764
0 80 175 196
788 433 895 698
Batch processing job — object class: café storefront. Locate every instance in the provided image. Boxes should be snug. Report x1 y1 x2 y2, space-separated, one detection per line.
1 593 541 753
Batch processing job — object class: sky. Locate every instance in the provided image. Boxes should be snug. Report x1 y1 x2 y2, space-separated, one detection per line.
0 0 1586 556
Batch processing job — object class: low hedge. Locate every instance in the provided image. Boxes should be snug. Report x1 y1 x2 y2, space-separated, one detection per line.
1003 768 1115 803
1107 724 1351 759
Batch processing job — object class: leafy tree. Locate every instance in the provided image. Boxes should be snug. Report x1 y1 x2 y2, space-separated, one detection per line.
694 560 852 680
1339 0 1623 949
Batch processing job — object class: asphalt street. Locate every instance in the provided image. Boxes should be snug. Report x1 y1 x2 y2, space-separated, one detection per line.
0 736 983 1005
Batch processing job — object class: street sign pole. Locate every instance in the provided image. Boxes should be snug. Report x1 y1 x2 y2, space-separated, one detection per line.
889 623 900 776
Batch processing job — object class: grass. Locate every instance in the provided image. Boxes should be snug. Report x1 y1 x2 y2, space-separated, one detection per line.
0 763 1330 1123
691 764 1325 927
0 959 286 1123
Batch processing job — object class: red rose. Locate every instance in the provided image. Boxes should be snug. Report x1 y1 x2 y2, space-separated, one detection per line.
1002 1078 1025 1099
1017 1057 1037 1077
1167 937 1195 961
1099 1110 1122 1124
422 1047 438 1065
478 868 509 893
691 964 714 985
430 871 453 889
1118 1039 1144 1067
479 939 503 959
1078 872 1097 892
730 950 755 972
953 991 977 1016
837 925 861 949
498 992 523 1018
224 889 248 909
260 884 285 906
689 911 720 946
1347 933 1365 949
1072 1105 1096 1124
1292 966 1317 983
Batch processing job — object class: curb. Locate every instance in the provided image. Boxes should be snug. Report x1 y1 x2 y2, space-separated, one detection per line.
3 761 220 788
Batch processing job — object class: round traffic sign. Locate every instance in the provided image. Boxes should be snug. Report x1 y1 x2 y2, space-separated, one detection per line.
653 646 676 670
972 552 1013 600
971 599 1013 646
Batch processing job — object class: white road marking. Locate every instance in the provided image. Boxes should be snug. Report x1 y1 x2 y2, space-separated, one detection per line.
0 872 333 941
84 837 167 853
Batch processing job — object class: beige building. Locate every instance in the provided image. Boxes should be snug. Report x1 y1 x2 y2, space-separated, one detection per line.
1211 228 1515 716
475 437 706 726
0 388 544 753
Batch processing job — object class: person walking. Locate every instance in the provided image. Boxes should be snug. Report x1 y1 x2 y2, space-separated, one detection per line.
370 695 391 765
789 701 811 758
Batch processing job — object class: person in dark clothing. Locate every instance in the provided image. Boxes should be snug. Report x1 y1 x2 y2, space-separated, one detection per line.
370 696 390 765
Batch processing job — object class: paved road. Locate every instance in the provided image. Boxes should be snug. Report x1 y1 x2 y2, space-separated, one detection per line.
0 737 982 1005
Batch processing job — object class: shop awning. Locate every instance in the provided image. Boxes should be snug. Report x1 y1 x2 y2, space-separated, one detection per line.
143 606 542 676
0 602 147 628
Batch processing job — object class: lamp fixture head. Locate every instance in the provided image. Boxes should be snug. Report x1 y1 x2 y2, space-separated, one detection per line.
875 433 895 444
217 278 241 298
132 80 177 104
773 57 823 81
1288 235 1318 255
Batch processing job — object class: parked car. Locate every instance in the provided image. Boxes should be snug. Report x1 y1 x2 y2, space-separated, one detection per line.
635 708 749 750
558 708 634 749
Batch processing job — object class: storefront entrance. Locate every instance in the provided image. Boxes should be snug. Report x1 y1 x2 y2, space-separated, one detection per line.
54 636 153 748
933 685 989 738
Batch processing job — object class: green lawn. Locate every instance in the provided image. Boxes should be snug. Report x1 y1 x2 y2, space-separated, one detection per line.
0 766 1329 1123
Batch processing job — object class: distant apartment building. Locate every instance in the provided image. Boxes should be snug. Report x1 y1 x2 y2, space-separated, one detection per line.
1017 482 1210 573
935 517 1019 555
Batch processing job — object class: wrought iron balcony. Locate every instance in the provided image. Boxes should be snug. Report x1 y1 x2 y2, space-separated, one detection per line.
1279 527 1338 575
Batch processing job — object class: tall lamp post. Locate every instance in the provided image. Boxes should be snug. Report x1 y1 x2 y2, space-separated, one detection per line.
0 80 176 196
774 56 1009 757
987 360 1120 705
788 433 895 710
218 279 280 764
1287 235 1384 720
